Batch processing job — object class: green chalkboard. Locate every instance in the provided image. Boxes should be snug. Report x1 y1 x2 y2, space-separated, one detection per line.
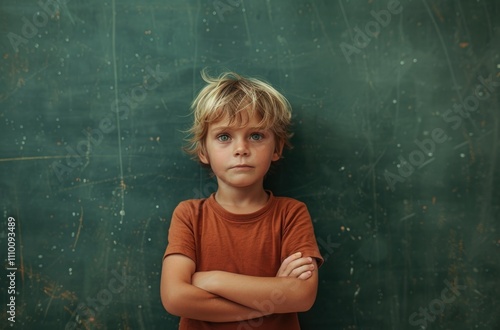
1 0 499 329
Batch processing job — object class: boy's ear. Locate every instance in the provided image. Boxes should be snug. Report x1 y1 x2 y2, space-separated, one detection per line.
198 149 210 165
272 140 285 161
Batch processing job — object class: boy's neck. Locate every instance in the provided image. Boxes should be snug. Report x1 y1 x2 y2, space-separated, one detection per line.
214 183 269 214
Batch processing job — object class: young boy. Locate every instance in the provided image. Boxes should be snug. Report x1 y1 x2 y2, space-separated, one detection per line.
160 71 324 329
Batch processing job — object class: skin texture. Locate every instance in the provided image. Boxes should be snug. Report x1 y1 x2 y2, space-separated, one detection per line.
161 253 316 322
190 254 318 314
161 111 319 322
198 112 282 214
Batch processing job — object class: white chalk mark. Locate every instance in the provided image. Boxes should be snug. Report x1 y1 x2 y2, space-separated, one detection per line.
111 0 126 221
161 98 168 110
400 213 416 222
60 1 75 25
241 1 252 46
354 286 361 297
418 157 435 169
453 141 470 150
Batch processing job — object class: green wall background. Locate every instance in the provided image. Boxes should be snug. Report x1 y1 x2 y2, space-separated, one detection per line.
1 0 499 329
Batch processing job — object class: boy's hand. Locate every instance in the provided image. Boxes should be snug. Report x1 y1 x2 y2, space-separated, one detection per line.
276 252 315 280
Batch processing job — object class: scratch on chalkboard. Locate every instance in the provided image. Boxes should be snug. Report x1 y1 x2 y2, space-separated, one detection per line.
60 0 76 25
241 1 252 46
422 0 461 102
43 283 58 319
430 2 445 23
362 149 386 183
456 1 472 49
1 65 48 103
23 268 78 318
111 0 126 221
337 0 353 41
0 155 67 163
72 207 84 250
310 1 336 57
399 213 416 222
140 217 152 254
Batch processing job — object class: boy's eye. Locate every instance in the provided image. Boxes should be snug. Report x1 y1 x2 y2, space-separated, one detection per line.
217 134 230 142
250 133 263 141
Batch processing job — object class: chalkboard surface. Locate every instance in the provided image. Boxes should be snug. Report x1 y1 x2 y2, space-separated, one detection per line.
1 0 499 329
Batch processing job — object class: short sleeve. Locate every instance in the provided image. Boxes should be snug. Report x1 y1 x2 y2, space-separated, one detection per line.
163 201 197 263
281 201 324 268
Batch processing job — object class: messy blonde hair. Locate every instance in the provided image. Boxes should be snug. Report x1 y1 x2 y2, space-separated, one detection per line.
184 70 293 163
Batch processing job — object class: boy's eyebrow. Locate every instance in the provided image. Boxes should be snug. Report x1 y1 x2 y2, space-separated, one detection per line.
209 125 268 132
208 125 230 134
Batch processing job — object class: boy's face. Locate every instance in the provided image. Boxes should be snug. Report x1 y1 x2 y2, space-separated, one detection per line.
199 110 282 190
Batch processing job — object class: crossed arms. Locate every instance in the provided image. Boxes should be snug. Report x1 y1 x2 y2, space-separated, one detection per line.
160 252 318 323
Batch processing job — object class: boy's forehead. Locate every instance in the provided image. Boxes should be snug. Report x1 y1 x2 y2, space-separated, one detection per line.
208 121 266 132
208 109 265 130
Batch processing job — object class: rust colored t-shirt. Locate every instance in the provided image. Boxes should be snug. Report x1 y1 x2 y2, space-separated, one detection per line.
163 191 324 330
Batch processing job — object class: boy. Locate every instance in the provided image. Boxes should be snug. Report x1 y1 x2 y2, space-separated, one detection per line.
160 71 324 329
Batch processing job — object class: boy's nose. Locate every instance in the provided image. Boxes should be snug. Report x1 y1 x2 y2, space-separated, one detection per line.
234 139 249 156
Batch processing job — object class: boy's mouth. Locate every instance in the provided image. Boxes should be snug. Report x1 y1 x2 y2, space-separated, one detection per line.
230 164 253 169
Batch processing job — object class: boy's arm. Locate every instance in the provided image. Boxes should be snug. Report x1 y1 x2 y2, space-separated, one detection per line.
161 254 270 322
192 257 319 314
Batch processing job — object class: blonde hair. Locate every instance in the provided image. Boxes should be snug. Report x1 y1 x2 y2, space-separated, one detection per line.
184 70 293 162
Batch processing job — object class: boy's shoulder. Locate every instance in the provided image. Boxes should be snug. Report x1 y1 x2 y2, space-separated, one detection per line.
175 197 209 210
272 195 308 212
273 194 304 204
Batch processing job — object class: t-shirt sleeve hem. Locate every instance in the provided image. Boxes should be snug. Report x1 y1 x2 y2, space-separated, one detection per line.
298 249 325 268
163 244 196 264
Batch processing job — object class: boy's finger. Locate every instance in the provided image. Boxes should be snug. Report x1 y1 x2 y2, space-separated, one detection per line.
287 257 313 271
283 259 310 276
285 252 302 262
276 252 303 277
297 271 312 280
281 252 302 268
290 262 315 277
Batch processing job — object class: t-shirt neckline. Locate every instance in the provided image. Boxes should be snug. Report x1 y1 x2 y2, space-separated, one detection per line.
207 190 275 223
